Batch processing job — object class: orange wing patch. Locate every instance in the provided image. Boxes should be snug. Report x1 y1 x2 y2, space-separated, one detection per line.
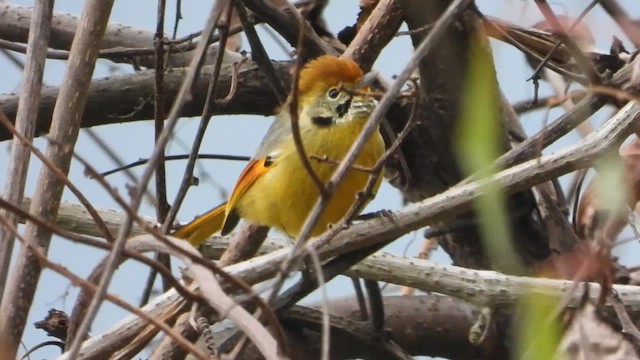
222 157 273 234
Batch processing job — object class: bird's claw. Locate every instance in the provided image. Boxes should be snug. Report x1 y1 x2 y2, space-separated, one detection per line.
355 209 397 225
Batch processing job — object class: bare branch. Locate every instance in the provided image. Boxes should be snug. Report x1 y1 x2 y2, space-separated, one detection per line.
0 58 281 142
0 0 53 299
0 1 200 68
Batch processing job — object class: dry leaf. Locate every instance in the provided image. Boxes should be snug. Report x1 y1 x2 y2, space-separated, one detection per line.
34 308 69 340
531 16 595 52
576 137 640 244
483 16 580 68
558 295 640 360
535 245 612 283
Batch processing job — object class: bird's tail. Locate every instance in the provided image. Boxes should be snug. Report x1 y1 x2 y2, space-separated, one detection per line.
172 202 227 247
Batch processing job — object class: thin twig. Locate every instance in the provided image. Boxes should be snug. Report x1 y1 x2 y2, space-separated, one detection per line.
235 1 287 103
364 279 385 332
599 0 640 48
288 27 330 198
532 0 602 84
304 241 331 360
20 340 65 359
351 278 369 320
151 0 172 297
477 12 587 84
154 0 169 223
242 0 336 57
343 84 421 225
512 91 586 114
0 114 114 243
0 216 210 360
172 0 183 39
216 56 249 105
0 197 199 302
100 153 251 177
163 2 236 231
611 290 640 345
485 94 605 174
0 47 26 70
84 128 141 185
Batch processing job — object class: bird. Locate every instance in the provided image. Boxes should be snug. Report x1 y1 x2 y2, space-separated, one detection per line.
173 55 385 246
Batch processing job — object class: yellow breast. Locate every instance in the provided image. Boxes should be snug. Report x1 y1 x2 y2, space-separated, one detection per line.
236 122 385 238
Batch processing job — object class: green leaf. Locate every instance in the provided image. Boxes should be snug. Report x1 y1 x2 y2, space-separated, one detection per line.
455 39 521 273
516 291 564 359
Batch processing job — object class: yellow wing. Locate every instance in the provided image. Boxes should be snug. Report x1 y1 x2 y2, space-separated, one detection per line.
172 203 226 246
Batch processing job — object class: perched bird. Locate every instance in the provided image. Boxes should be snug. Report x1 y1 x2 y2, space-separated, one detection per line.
174 55 385 246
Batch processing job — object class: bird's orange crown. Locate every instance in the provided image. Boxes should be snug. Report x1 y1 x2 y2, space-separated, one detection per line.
298 55 364 96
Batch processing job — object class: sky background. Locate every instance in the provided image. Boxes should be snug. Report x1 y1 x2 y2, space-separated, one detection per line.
2 1 640 359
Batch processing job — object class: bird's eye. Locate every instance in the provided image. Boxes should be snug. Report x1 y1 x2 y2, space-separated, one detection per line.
327 87 340 99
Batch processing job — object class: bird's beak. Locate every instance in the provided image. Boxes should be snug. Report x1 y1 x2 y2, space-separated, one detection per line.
355 70 379 90
348 95 377 119
342 70 378 120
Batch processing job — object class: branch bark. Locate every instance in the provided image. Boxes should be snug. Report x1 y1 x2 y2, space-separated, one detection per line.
0 0 116 357
0 55 281 142
0 0 53 301
0 1 199 68
272 296 501 360
393 0 553 270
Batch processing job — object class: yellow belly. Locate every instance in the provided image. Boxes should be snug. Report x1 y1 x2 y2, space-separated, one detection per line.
236 126 384 238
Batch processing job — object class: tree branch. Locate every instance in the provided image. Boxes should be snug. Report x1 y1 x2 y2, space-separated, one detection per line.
0 57 283 142
0 0 53 300
0 1 204 69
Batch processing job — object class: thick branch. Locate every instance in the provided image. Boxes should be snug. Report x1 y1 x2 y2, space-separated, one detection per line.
0 0 53 301
0 58 287 141
342 0 404 72
395 1 552 269
0 1 200 68
242 0 335 57
272 296 501 360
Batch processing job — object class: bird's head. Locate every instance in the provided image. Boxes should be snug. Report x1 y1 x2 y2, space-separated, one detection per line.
296 55 377 128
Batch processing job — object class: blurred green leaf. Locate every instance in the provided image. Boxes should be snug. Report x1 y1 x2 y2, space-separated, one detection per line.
456 39 521 273
516 291 563 360
594 153 626 216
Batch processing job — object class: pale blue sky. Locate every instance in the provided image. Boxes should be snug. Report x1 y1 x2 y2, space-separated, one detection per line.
1 1 639 359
